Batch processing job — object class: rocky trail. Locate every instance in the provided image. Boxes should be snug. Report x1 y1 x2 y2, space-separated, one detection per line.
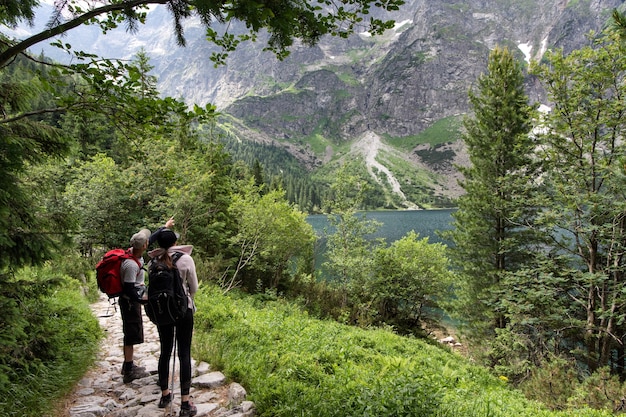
58 294 255 417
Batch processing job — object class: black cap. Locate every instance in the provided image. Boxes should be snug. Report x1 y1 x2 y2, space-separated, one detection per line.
157 228 179 249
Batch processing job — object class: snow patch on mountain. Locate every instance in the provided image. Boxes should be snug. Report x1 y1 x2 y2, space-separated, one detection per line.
518 42 532 64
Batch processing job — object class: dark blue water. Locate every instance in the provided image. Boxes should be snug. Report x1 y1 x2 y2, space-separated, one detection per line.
307 209 456 245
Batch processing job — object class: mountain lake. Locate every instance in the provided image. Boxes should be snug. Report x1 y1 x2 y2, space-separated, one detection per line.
307 208 456 246
307 209 456 270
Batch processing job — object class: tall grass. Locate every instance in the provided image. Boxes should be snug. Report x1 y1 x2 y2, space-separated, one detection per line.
193 286 612 417
0 278 102 417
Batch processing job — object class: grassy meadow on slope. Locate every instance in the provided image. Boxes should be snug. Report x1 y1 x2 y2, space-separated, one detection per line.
193 285 611 417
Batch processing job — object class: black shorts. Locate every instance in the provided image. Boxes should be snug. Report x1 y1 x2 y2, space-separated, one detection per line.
119 297 144 346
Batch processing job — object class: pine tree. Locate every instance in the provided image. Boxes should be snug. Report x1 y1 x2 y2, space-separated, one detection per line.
252 159 265 188
0 55 71 269
446 47 538 341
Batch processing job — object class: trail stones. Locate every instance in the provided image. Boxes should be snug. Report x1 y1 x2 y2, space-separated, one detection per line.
66 294 255 417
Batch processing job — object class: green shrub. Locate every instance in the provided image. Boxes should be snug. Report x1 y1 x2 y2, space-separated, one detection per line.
568 367 625 411
193 285 612 417
520 361 626 413
0 267 102 416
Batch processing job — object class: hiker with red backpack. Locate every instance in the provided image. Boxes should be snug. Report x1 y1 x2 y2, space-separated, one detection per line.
118 227 152 383
148 223 199 417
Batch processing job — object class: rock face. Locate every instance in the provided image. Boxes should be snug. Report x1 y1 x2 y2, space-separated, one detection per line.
25 0 619 135
62 295 255 417
215 0 622 205
224 0 622 139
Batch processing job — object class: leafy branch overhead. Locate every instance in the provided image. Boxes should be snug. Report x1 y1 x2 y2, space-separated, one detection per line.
0 0 403 67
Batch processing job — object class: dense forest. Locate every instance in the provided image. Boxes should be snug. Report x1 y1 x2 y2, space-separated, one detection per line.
220 138 328 212
6 0 626 415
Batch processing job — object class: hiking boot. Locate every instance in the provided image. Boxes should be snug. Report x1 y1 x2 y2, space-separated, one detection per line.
121 364 149 383
179 401 197 417
120 364 145 375
158 393 172 408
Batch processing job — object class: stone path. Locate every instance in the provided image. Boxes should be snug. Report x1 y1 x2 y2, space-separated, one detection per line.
63 294 256 417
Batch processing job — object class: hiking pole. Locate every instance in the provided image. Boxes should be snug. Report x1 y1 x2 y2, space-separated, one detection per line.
169 326 177 417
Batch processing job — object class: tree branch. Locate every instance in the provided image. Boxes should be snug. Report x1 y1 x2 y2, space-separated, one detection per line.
0 0 169 68
1 107 67 124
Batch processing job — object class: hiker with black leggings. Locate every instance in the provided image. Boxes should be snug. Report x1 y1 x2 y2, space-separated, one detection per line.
149 222 199 417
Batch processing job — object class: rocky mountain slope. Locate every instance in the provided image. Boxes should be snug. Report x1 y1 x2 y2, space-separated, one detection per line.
11 0 625 208
207 0 624 207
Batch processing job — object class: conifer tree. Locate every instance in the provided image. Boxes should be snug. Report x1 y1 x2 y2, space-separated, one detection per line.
0 55 71 269
252 159 265 188
446 47 538 342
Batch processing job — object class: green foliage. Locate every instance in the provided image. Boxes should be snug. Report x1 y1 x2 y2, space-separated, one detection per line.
193 285 611 417
527 29 626 376
375 149 455 209
321 162 382 283
567 367 625 411
0 48 214 267
0 268 101 416
225 184 316 292
221 135 328 212
310 164 456 329
316 213 455 332
300 132 335 156
370 231 454 333
0 0 38 26
321 158 387 211
413 144 455 169
283 273 347 319
322 209 382 318
388 115 464 152
62 129 236 261
64 154 140 250
486 261 582 383
0 56 72 270
518 358 579 411
164 139 235 260
0 0 402 68
57 50 216 155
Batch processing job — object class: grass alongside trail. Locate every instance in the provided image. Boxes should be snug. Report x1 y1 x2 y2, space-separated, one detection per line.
193 285 612 417
0 283 102 417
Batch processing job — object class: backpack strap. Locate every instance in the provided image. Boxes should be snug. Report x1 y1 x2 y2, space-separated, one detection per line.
126 248 142 275
172 251 183 266
149 251 183 270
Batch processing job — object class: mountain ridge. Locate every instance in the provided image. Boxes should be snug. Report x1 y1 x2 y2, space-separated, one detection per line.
9 0 625 209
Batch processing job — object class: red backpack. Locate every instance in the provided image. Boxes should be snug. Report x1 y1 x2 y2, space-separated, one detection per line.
95 248 141 298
